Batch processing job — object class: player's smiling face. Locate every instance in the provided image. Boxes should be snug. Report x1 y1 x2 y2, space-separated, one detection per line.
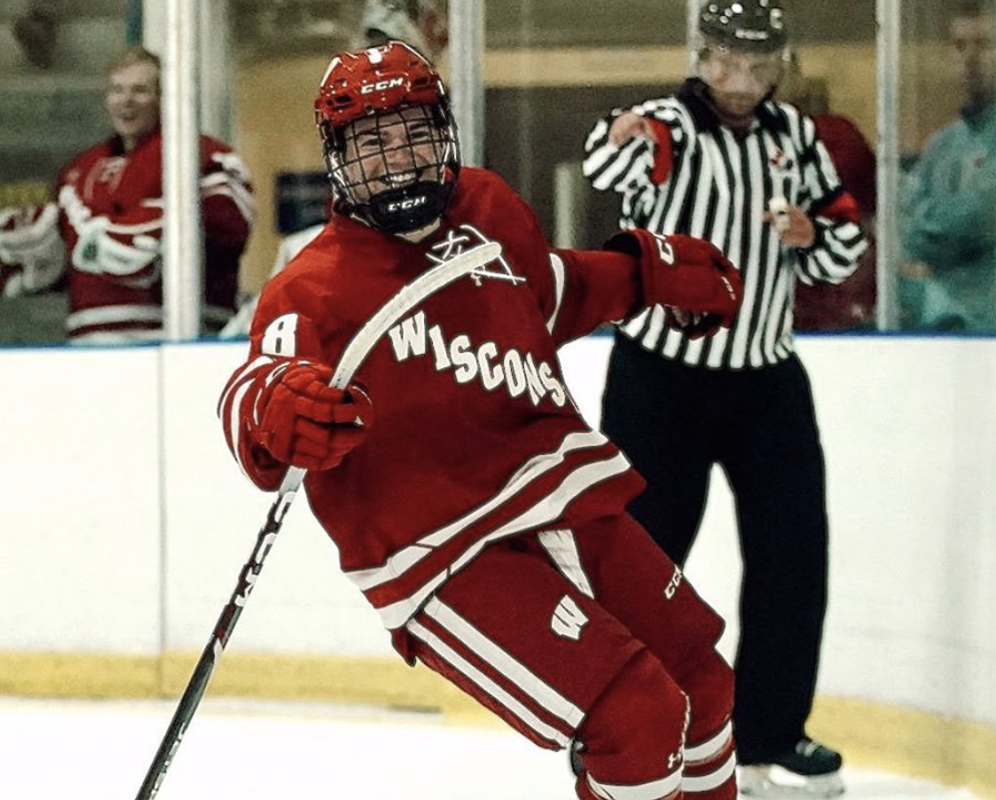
341 106 443 203
105 61 160 150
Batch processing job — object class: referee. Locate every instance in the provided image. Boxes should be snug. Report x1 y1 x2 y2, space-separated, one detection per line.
582 2 866 797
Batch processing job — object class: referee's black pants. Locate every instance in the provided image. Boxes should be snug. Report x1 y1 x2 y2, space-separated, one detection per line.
602 333 829 764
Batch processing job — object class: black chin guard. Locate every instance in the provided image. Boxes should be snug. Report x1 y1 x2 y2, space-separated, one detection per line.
364 179 454 234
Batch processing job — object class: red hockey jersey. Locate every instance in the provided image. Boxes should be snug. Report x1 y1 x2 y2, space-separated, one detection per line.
219 168 647 636
57 128 253 341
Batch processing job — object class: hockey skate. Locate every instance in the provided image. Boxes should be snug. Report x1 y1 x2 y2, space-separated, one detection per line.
739 738 845 798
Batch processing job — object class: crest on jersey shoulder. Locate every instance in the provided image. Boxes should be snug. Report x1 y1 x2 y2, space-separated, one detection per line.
428 223 525 288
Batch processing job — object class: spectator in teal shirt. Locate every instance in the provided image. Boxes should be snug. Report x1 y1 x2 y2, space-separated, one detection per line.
899 0 996 330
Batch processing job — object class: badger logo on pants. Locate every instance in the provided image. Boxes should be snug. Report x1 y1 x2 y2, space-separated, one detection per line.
551 595 589 641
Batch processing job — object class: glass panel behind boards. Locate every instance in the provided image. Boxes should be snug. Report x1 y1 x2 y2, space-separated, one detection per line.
897 0 996 333
0 3 128 345
483 0 878 334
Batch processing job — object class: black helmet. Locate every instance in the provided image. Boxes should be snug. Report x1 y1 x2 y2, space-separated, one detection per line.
699 0 788 54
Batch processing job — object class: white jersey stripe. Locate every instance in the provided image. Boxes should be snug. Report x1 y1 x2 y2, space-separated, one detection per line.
373 452 631 629
227 380 254 478
588 777 613 800
406 619 572 748
587 767 683 800
449 452 631 573
253 361 293 424
347 430 609 590
105 218 163 236
683 752 737 793
538 529 595 598
684 720 733 763
546 254 567 334
69 329 164 344
202 171 256 213
424 598 585 728
217 354 274 419
67 304 163 331
378 574 449 630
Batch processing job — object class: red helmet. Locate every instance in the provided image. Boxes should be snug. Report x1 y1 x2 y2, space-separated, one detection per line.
314 42 460 234
315 40 446 128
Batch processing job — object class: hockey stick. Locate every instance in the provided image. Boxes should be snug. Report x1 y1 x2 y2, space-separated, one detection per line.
135 240 502 800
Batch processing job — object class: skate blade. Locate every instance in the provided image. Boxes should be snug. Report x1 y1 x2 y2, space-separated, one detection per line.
739 765 845 798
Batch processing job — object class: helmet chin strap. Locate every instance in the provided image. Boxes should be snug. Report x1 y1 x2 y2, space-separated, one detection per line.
322 100 461 236
350 179 454 235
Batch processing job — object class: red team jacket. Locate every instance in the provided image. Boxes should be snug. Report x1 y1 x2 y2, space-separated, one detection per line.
793 115 877 331
57 128 253 340
220 168 648 649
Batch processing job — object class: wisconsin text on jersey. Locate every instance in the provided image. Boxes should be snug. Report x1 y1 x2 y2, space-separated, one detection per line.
388 309 569 409
387 225 565 407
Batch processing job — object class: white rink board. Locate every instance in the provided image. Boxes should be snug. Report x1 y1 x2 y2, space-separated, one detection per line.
159 342 394 657
0 346 163 654
1 335 995 728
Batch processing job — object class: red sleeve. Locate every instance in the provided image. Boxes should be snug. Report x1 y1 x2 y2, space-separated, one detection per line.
648 119 674 185
217 276 328 491
813 115 877 216
475 171 641 345
200 138 254 312
546 249 641 344
812 189 862 225
199 138 254 250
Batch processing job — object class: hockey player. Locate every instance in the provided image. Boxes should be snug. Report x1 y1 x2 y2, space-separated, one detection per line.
0 47 254 343
220 42 742 800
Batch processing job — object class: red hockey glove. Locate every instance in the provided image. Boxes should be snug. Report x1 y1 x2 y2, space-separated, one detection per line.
605 229 742 338
257 361 372 472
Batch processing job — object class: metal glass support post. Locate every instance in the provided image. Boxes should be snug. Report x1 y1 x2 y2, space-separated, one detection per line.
200 0 233 142
991 8 996 280
687 0 702 71
876 0 901 330
162 0 203 341
127 0 144 45
553 162 585 249
448 0 486 167
142 1 166 62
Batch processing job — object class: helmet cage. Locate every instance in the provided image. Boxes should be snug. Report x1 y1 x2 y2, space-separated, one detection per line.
320 101 460 234
313 41 461 233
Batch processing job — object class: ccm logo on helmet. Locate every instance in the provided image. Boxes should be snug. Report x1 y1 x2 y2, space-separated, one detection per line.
360 77 405 94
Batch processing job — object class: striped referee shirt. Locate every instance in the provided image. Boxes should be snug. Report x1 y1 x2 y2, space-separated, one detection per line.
583 78 867 370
